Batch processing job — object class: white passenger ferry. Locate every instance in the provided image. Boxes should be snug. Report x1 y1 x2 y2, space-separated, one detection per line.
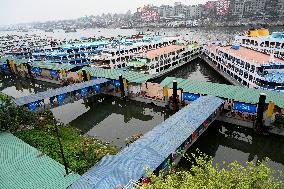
204 33 284 92
128 40 202 78
235 28 284 59
89 34 180 69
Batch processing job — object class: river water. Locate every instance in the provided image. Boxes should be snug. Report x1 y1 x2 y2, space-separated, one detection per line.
1 27 284 172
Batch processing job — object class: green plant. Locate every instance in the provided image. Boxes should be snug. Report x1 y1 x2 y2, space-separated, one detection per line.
139 150 284 189
273 114 284 129
14 125 117 175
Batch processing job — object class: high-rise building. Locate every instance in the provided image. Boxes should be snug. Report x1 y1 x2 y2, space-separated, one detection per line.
159 5 174 18
185 4 204 19
204 1 217 18
216 0 231 16
266 0 281 19
174 2 186 16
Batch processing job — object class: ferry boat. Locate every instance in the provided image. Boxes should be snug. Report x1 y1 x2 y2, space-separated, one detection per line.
128 40 202 77
89 34 181 69
203 41 284 92
235 28 284 59
64 28 77 33
44 40 109 64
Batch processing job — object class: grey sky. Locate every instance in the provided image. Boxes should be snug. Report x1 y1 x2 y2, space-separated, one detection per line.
0 0 209 25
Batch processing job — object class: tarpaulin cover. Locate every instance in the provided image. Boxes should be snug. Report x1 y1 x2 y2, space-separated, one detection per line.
233 102 257 113
183 92 200 101
70 96 224 189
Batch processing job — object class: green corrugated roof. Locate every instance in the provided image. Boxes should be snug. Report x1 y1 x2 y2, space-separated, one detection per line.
127 59 147 68
0 132 80 189
161 77 284 108
0 56 29 65
30 61 78 71
81 67 152 83
0 56 13 63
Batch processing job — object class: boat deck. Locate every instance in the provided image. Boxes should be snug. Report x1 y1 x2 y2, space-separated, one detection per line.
144 45 186 59
207 44 283 64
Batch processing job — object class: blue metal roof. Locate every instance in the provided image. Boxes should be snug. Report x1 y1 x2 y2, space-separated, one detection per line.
70 96 224 189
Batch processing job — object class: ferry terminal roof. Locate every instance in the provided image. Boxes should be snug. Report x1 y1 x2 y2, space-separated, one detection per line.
30 61 79 71
81 67 152 84
161 77 284 108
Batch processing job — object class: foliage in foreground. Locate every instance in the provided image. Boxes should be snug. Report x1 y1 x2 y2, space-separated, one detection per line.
0 95 118 175
14 125 118 175
139 151 284 189
0 96 51 131
274 115 284 129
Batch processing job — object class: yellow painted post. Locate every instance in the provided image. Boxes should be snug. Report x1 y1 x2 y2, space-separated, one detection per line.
87 72 91 81
163 85 169 104
78 72 83 81
163 85 168 97
123 79 128 89
267 101 275 117
123 79 128 96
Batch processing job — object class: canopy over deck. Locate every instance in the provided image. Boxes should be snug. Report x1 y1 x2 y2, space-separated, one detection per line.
160 77 284 108
13 79 108 106
70 96 224 189
82 67 152 83
30 61 79 71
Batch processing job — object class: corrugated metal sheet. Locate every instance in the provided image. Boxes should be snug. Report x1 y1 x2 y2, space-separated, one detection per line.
70 96 224 189
13 79 108 106
0 133 80 189
161 77 284 108
82 67 152 84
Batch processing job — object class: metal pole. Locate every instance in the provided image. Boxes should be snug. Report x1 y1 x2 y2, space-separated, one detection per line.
55 123 69 175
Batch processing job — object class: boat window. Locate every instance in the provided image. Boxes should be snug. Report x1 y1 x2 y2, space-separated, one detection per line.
249 75 253 81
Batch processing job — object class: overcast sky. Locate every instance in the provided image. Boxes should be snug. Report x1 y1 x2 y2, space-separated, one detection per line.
0 0 210 25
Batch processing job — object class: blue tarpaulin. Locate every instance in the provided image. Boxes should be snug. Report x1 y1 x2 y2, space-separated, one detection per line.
57 94 66 105
80 88 88 97
93 85 101 93
232 43 240 50
183 92 200 101
233 102 257 113
31 67 42 73
0 63 8 70
27 100 42 111
114 80 120 87
49 70 58 77
70 96 224 189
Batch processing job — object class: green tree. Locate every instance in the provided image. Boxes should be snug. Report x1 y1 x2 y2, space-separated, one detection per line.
139 151 284 189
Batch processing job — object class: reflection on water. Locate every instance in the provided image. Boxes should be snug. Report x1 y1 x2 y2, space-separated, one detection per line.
66 96 171 149
180 121 284 172
156 58 231 84
0 75 58 98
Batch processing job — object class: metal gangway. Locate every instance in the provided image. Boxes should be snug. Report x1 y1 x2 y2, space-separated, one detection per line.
70 96 224 189
13 79 109 111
